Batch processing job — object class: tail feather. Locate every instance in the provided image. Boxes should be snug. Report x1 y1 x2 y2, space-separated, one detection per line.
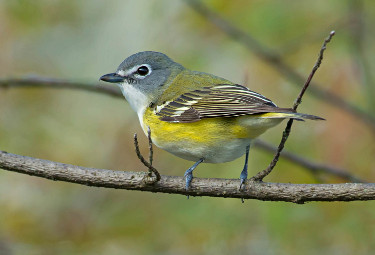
259 112 325 121
292 112 325 121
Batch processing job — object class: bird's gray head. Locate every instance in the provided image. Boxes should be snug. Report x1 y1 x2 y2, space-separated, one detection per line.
100 51 183 96
100 51 184 114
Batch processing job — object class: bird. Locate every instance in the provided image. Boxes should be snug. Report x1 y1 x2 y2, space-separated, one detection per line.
100 51 324 190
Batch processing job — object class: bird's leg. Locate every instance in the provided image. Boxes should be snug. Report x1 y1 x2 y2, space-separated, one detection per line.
184 158 204 190
240 145 250 189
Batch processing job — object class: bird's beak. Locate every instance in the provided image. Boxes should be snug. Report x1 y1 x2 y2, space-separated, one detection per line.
99 73 125 83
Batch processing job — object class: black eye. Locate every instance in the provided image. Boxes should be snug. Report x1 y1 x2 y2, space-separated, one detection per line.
137 66 149 76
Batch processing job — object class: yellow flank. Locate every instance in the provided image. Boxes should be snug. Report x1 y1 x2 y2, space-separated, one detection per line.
143 108 237 146
257 112 293 118
142 108 284 147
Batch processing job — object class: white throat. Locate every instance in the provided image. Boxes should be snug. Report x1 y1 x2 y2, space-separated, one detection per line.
118 82 148 127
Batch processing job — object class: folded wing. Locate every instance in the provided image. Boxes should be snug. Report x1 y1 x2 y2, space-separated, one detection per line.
155 84 295 123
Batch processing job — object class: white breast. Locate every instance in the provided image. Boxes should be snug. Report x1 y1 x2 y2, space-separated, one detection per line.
154 137 252 164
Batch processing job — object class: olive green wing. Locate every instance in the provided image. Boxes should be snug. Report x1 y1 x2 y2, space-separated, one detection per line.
155 84 295 123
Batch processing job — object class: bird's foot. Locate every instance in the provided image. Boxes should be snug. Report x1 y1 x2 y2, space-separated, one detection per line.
184 169 194 191
239 167 248 190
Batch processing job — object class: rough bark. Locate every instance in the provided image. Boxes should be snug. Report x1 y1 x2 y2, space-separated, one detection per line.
1 151 374 203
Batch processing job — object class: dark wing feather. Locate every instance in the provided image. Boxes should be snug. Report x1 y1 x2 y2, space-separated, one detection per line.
156 84 293 123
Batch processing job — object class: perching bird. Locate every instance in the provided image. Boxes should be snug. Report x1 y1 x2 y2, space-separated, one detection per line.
100 51 323 189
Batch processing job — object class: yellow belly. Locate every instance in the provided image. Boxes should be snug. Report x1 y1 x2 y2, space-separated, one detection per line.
141 108 283 163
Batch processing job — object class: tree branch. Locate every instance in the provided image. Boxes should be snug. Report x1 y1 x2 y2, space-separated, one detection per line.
0 77 361 183
184 0 375 133
0 151 374 203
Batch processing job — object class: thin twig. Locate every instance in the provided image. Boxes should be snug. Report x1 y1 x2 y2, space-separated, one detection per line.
0 76 121 98
1 151 374 203
294 31 336 109
147 127 153 166
251 31 336 182
0 76 361 182
184 0 375 133
133 133 161 181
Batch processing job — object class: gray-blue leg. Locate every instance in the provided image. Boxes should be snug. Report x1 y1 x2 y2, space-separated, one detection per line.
184 158 204 190
240 145 250 189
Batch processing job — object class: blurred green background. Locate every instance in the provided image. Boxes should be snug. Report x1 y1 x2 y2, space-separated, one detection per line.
1 0 375 254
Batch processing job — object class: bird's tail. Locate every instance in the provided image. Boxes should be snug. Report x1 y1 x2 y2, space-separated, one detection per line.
258 110 325 121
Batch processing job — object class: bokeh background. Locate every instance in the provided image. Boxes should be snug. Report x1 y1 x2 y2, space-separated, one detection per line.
1 0 375 254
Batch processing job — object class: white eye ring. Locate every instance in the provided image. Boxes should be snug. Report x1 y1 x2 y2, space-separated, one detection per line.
133 64 152 79
116 64 152 80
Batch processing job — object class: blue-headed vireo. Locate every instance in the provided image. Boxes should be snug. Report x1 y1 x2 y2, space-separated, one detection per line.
100 51 323 189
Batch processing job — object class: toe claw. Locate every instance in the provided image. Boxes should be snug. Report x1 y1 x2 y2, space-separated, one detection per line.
239 178 246 190
239 170 247 190
185 172 193 191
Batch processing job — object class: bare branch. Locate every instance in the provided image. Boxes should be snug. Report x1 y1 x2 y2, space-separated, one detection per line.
0 76 361 183
133 133 161 181
0 151 374 203
0 76 122 98
184 0 375 132
294 31 336 109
